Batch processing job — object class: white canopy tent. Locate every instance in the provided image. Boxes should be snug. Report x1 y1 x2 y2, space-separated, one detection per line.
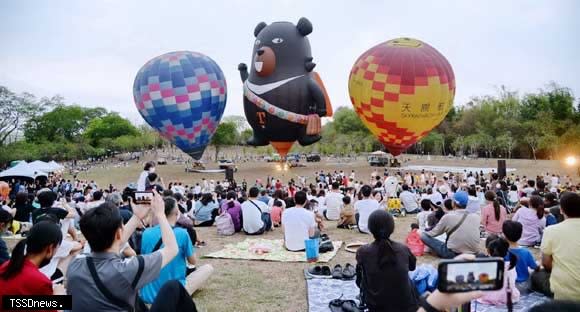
28 160 64 173
0 161 48 180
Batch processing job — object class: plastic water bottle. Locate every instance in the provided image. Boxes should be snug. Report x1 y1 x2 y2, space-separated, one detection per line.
29 212 33 224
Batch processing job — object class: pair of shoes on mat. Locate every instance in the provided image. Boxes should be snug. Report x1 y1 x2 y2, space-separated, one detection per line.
319 234 334 253
307 265 332 278
331 263 356 280
329 296 360 312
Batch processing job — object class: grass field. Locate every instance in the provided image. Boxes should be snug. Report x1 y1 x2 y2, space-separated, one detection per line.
65 154 572 312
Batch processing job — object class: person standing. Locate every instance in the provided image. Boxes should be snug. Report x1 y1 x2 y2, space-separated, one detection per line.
137 161 156 192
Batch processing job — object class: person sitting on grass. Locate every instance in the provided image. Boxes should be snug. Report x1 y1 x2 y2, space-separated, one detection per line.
355 185 380 234
67 192 198 312
193 193 219 227
534 192 580 300
0 222 66 306
140 197 213 304
481 191 507 236
241 187 269 235
356 209 419 312
477 235 520 305
282 191 318 251
338 196 356 229
512 195 545 246
221 191 243 232
502 220 538 294
420 191 481 258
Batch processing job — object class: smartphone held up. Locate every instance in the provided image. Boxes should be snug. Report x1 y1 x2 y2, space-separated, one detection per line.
438 257 504 293
134 191 154 205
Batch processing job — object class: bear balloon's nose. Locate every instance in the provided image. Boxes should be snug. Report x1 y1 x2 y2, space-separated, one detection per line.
257 49 265 56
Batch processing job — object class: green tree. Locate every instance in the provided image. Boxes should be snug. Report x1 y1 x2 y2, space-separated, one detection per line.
496 133 516 159
211 121 238 161
24 105 106 142
84 113 138 145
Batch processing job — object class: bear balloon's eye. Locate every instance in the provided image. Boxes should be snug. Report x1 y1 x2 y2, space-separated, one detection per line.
254 39 261 46
272 38 284 44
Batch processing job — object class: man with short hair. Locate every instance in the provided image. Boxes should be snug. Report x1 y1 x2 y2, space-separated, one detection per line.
324 182 344 221
282 191 317 251
399 184 420 214
354 185 380 234
140 197 213 304
535 192 580 300
67 192 197 311
241 187 269 235
421 191 481 258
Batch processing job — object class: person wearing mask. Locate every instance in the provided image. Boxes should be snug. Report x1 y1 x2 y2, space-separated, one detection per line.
421 191 481 258
324 182 344 221
140 197 213 303
535 192 580 300
192 193 219 227
481 191 507 235
355 185 380 234
356 210 418 311
67 191 197 311
137 161 156 192
221 191 243 232
512 195 545 246
241 187 269 235
0 222 65 307
281 191 317 251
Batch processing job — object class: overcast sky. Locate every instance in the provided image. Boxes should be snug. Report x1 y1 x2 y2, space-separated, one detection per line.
1 0 579 124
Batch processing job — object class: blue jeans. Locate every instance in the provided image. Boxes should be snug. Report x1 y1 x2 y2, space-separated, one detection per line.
420 232 458 259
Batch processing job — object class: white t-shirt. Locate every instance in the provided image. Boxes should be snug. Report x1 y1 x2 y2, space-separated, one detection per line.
467 176 476 186
417 211 430 231
523 187 535 197
550 176 559 187
399 191 419 212
282 207 316 251
316 196 326 210
241 199 267 234
354 198 380 234
137 171 149 191
325 191 344 221
430 192 444 206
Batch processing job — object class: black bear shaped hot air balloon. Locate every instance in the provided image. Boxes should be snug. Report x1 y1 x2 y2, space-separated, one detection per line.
238 17 332 157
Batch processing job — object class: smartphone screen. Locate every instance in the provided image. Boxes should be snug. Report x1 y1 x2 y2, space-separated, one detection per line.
438 258 504 292
134 191 153 205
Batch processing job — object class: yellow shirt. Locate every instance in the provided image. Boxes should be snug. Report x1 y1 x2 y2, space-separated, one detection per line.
540 218 580 300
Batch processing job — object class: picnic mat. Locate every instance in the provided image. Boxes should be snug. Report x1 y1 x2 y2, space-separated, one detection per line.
203 238 342 263
471 292 549 312
306 277 549 312
306 277 359 312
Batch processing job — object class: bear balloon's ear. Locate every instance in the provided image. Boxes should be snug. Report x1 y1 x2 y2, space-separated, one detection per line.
296 17 312 36
254 22 267 37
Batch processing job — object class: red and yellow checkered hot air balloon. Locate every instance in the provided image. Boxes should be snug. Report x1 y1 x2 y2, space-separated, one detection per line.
348 37 455 156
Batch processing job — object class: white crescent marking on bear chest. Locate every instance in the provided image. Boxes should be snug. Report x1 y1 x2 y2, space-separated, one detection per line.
246 75 304 95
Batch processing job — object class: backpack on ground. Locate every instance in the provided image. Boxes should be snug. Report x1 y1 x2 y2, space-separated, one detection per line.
406 228 425 257
216 208 235 236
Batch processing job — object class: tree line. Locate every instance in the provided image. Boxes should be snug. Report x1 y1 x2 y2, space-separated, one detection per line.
1 82 578 166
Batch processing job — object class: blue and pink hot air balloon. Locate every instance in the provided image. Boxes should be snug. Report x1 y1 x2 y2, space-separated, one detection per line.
133 51 227 160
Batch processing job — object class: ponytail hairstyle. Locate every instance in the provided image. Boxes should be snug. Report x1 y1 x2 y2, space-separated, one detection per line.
485 235 517 271
0 221 62 280
485 191 501 221
367 210 397 267
226 191 237 209
529 195 545 220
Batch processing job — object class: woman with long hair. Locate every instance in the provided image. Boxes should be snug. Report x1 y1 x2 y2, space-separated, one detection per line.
512 195 545 246
356 210 418 311
0 222 64 301
481 191 507 235
477 235 520 305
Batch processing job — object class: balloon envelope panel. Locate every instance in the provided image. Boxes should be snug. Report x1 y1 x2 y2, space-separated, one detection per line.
133 51 227 160
348 38 455 156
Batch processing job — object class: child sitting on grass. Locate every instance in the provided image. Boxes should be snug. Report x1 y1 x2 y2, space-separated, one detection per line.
477 235 520 305
338 196 355 229
502 220 539 294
